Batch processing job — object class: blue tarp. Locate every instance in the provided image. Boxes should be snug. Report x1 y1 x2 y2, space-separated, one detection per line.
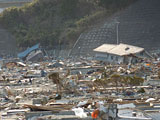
18 44 40 58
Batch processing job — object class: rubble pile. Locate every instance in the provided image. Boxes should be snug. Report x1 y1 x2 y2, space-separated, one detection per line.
0 57 160 120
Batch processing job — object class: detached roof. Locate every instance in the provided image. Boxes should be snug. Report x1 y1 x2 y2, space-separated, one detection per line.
18 44 40 59
93 43 144 56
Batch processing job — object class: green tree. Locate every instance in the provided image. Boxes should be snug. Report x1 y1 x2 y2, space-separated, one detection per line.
60 0 79 19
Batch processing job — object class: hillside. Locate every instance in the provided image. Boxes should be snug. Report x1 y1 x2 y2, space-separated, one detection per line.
0 0 136 53
70 0 160 56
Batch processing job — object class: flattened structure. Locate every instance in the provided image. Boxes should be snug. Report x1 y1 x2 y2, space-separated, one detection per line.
18 44 40 59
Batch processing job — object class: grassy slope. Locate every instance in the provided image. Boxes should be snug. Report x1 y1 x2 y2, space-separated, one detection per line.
0 0 136 50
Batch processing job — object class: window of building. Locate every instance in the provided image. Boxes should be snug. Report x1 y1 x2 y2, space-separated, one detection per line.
116 56 118 61
111 56 113 60
140 52 144 56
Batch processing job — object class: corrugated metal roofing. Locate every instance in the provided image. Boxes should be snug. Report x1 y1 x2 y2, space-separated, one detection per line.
93 43 144 56
18 44 39 58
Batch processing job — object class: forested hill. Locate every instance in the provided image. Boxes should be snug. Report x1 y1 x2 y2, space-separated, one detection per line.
0 0 136 51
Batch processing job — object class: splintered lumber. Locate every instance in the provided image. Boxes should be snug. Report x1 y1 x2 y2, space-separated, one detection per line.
0 103 11 110
23 104 74 111
0 106 7 110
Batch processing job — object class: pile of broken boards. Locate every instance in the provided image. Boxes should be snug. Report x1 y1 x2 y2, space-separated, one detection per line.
1 57 160 119
0 91 109 120
0 81 109 119
22 98 110 120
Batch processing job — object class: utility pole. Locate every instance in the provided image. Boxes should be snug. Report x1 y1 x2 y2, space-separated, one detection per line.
116 22 120 45
78 47 81 57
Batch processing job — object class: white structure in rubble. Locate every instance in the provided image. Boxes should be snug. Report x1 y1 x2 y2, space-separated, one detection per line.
93 43 151 64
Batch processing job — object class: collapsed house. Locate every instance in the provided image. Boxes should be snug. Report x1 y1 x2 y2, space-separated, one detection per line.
93 43 152 64
18 44 44 61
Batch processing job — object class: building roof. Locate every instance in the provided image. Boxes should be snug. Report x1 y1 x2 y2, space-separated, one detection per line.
93 43 144 56
18 43 40 59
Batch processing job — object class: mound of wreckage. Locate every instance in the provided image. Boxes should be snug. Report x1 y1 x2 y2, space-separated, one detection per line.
0 52 160 119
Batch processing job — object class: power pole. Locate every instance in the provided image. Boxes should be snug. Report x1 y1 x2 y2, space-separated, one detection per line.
116 22 120 45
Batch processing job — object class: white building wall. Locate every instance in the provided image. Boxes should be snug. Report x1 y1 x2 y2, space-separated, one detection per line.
118 57 124 64
95 52 124 64
95 50 150 64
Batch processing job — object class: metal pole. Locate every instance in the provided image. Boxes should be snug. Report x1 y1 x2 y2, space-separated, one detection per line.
78 47 81 57
116 22 120 45
68 34 83 57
